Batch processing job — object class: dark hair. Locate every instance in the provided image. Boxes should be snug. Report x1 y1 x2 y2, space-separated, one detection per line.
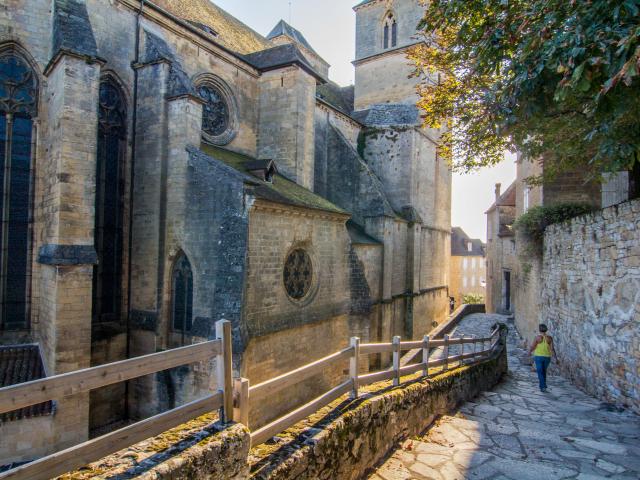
539 324 548 333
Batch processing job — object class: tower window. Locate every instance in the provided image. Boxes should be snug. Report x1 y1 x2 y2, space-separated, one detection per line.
0 51 38 331
383 14 397 49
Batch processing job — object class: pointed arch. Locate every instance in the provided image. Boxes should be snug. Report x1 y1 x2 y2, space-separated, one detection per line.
171 252 193 343
92 76 127 324
382 12 398 49
0 46 38 331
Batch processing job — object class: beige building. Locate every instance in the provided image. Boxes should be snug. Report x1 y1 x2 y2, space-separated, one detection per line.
485 183 517 314
0 0 451 466
449 228 486 308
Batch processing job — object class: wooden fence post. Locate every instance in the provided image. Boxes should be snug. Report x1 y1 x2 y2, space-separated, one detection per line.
233 377 250 427
392 336 401 387
349 337 360 399
472 335 477 363
216 320 233 424
422 335 430 378
443 334 450 372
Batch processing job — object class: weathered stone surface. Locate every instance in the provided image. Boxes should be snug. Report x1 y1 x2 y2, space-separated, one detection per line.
372 316 640 480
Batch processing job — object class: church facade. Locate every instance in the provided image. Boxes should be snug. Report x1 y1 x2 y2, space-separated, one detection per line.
0 0 450 465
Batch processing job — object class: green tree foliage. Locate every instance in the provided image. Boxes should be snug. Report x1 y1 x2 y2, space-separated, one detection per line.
409 0 640 180
513 203 596 244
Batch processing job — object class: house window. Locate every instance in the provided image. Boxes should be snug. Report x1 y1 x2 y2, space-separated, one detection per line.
463 258 468 270
0 51 38 331
523 187 530 213
463 277 467 288
93 78 126 324
172 253 193 341
383 14 397 49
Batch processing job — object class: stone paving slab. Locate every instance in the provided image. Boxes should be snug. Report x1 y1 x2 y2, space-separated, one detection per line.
370 315 640 480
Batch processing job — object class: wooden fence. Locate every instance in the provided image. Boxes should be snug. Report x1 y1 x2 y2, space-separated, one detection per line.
246 327 501 446
0 321 233 480
0 323 501 479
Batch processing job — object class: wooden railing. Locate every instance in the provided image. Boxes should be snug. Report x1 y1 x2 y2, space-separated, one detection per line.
0 320 234 480
245 327 502 446
0 323 502 478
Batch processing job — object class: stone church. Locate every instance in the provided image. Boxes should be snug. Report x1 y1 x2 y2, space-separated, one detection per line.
0 0 450 465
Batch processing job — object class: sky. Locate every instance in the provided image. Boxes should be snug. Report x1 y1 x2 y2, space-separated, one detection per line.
213 0 517 242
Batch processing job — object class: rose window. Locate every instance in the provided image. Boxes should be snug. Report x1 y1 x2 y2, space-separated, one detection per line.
283 249 313 300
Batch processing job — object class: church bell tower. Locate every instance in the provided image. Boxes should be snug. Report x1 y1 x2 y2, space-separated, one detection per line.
353 0 426 111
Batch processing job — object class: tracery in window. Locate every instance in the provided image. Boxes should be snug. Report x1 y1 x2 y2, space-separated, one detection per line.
383 13 397 49
283 249 313 300
198 83 229 137
93 78 126 324
0 50 37 331
172 253 193 343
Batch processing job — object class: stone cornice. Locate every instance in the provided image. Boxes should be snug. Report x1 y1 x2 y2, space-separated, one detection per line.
353 41 424 66
250 199 351 222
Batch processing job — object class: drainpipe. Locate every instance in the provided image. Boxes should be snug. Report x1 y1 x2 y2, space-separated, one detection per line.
124 0 145 420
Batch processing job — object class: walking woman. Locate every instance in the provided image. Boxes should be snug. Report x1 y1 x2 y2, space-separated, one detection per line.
528 324 557 392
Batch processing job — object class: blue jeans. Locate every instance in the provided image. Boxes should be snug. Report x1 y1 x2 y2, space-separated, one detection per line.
534 356 551 391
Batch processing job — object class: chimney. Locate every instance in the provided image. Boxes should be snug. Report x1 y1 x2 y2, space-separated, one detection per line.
495 183 502 202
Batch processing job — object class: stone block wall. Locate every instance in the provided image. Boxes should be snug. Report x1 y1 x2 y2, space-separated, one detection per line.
257 67 316 189
540 199 640 413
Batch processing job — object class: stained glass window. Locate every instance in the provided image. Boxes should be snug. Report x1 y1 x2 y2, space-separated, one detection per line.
172 254 193 340
93 79 126 324
198 84 229 137
0 52 37 331
391 20 398 47
283 249 313 300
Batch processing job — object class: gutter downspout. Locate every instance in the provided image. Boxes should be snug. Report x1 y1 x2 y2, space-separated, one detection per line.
125 0 145 420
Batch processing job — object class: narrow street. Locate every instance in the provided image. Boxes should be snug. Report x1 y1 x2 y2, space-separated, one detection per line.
371 314 640 480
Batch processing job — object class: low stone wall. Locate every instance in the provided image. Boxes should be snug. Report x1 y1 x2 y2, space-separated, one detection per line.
540 199 640 413
64 416 250 480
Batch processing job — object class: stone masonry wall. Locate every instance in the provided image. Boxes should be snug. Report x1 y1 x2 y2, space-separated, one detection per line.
540 199 640 413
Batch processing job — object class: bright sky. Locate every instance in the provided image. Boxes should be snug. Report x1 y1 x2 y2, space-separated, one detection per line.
213 0 517 242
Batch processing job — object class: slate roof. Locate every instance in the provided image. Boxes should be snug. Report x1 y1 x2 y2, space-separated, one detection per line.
150 0 273 54
347 220 382 245
53 0 98 58
317 82 355 116
200 144 348 215
242 44 325 81
353 0 377 9
451 227 486 257
352 104 421 126
267 20 321 58
0 345 53 422
486 181 517 213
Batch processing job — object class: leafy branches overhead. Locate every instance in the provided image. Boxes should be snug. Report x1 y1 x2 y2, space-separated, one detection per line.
409 0 640 179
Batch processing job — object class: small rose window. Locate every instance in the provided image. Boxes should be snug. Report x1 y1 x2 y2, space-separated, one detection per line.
283 249 313 300
198 84 229 137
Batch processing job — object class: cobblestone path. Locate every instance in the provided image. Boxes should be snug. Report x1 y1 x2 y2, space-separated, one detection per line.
370 314 640 480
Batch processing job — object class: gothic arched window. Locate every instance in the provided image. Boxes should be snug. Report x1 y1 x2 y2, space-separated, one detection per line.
172 253 193 342
0 50 37 331
383 14 397 49
93 78 126 325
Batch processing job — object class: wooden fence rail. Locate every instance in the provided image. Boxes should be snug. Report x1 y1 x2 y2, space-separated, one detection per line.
246 326 503 447
0 320 233 480
0 322 503 478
